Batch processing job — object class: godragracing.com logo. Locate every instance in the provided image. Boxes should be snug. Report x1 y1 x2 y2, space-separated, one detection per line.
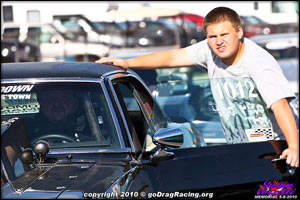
255 180 297 199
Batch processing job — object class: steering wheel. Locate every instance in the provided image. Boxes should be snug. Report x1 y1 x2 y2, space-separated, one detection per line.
31 133 75 145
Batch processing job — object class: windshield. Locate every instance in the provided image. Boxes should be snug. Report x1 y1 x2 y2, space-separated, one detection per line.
1 82 120 150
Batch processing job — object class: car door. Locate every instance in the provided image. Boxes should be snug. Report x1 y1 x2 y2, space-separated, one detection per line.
107 74 298 198
105 74 171 193
143 78 298 198
139 141 298 196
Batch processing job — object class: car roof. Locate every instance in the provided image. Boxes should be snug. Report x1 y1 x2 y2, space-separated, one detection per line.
111 7 182 21
1 62 124 80
250 32 298 49
250 32 298 42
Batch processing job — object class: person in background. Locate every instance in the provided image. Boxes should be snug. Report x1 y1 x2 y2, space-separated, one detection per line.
95 7 299 167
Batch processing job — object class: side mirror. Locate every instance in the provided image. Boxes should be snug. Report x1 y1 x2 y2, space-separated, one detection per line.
150 127 183 162
153 127 184 148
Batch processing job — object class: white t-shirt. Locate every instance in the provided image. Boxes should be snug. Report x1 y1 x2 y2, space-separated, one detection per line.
186 38 296 141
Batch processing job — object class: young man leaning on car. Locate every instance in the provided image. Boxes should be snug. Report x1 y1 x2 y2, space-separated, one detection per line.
95 7 299 167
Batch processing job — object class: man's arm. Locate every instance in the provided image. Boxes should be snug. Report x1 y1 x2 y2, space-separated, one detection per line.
271 98 299 167
95 48 193 69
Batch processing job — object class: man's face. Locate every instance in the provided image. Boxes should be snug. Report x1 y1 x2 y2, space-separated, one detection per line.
39 91 78 123
206 20 243 65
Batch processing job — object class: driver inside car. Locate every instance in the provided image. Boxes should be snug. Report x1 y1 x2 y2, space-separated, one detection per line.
25 90 90 144
1 91 95 184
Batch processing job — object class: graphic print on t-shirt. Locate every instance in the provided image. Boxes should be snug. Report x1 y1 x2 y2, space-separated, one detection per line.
209 77 274 144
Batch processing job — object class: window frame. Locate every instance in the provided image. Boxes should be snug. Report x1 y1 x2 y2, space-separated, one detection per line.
106 73 169 152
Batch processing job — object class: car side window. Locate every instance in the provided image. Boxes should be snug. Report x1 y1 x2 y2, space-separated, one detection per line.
113 81 150 148
3 27 20 40
156 76 281 146
40 25 56 43
112 77 168 150
1 118 33 183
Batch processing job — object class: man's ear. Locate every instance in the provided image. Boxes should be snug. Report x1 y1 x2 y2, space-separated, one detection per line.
237 25 244 40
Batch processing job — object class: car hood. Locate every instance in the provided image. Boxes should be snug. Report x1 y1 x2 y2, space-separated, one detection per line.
2 160 135 199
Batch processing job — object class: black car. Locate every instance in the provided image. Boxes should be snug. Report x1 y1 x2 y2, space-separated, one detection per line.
1 62 298 199
1 39 40 63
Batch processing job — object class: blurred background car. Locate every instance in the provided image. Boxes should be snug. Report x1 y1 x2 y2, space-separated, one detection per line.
174 13 206 44
1 38 40 63
92 21 126 47
106 7 206 57
102 7 184 57
241 15 274 38
52 14 114 45
177 13 204 28
2 23 109 62
51 8 206 58
241 15 299 38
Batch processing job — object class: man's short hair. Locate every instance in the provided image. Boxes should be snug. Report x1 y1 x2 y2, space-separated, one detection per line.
203 7 241 34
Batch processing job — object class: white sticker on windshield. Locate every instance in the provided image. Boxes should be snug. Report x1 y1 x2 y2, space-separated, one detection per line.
1 92 39 115
1 94 32 100
1 85 34 93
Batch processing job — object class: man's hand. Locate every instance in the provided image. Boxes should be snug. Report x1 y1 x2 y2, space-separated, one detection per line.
95 48 193 70
95 57 129 69
280 147 299 167
271 98 299 168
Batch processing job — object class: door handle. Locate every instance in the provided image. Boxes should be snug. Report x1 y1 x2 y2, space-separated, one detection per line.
271 157 286 163
271 157 298 176
271 157 287 174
